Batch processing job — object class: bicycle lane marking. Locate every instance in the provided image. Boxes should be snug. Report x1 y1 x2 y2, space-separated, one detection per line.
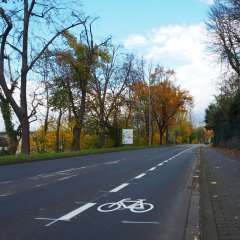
35 146 195 226
97 198 154 213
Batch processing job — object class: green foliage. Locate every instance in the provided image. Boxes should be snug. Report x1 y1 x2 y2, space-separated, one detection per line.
205 89 240 147
229 90 240 138
0 98 18 154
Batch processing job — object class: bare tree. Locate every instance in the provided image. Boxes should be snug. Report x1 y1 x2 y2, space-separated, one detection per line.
89 46 135 148
0 1 87 154
207 0 240 77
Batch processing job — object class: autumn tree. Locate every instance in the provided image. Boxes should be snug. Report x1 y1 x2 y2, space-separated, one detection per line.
53 23 110 151
0 1 87 154
150 66 193 145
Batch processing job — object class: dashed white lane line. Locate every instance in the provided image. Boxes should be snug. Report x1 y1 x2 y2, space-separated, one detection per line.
58 203 96 221
158 163 164 166
148 167 156 171
35 184 47 188
58 175 77 181
134 173 146 179
104 161 119 165
110 183 129 193
1 181 12 184
0 192 13 197
42 203 97 226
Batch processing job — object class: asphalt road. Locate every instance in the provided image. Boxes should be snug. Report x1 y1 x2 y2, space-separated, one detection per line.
0 145 200 240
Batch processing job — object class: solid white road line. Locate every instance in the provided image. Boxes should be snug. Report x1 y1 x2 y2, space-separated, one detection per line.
134 173 146 179
110 183 129 193
122 220 159 224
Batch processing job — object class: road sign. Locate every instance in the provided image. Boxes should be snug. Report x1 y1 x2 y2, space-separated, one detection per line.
122 129 133 144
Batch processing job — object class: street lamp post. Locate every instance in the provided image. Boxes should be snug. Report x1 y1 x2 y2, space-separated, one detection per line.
148 84 152 146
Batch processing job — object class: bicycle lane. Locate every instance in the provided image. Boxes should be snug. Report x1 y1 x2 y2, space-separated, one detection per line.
31 145 199 240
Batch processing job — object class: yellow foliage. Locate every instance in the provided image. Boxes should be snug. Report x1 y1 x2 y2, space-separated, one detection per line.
30 122 73 153
176 136 183 144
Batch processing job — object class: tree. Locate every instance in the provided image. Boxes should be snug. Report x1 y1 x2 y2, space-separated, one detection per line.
0 1 86 154
88 46 136 148
48 77 69 152
55 24 110 151
0 96 19 154
207 0 240 77
150 66 193 145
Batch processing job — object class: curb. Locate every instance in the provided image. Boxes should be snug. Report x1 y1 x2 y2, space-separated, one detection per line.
200 146 219 240
184 147 201 240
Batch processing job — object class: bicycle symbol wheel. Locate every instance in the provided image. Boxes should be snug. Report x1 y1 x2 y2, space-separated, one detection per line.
97 202 121 212
130 203 154 213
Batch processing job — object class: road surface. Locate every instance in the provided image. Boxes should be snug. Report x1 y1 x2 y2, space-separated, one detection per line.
0 145 200 240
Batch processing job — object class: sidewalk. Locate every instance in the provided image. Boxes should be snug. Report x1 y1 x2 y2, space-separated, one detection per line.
201 145 240 240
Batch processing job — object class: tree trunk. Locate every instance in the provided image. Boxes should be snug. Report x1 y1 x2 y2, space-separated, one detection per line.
159 126 164 145
99 120 105 149
55 110 62 152
21 116 30 154
165 125 169 144
72 125 81 151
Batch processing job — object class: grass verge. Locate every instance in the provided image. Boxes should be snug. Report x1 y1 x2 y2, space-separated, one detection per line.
0 145 154 165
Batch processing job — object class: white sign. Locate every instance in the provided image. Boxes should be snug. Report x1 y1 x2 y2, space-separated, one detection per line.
122 129 133 144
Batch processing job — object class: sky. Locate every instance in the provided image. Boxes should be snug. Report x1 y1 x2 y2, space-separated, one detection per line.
0 0 218 131
80 0 218 125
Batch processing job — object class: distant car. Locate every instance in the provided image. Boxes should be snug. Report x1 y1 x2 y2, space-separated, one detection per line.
204 142 209 145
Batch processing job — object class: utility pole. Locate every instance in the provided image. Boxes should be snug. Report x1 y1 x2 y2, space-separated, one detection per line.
148 84 152 146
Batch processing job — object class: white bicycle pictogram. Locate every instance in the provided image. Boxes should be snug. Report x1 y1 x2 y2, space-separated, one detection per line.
97 198 154 213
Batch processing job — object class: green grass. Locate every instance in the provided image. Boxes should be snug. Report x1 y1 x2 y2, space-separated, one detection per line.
0 145 153 165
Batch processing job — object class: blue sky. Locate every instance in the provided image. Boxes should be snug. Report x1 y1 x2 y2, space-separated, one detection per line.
80 0 211 41
80 0 217 125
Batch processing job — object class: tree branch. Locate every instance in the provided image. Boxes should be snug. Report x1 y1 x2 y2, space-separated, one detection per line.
28 20 87 72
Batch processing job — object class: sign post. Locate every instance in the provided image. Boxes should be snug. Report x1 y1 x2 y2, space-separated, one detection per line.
122 129 133 145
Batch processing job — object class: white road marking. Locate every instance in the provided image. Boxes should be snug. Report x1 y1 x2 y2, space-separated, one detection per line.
122 220 159 224
58 175 77 181
134 173 146 179
110 183 129 192
59 203 96 221
1 181 12 184
104 161 119 165
164 160 168 163
45 203 96 226
158 163 164 166
148 167 156 171
35 184 47 188
35 217 59 221
0 192 12 197
29 164 99 180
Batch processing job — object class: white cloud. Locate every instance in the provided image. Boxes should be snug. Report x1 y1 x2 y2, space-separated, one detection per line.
124 22 219 125
124 34 147 48
201 0 214 5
